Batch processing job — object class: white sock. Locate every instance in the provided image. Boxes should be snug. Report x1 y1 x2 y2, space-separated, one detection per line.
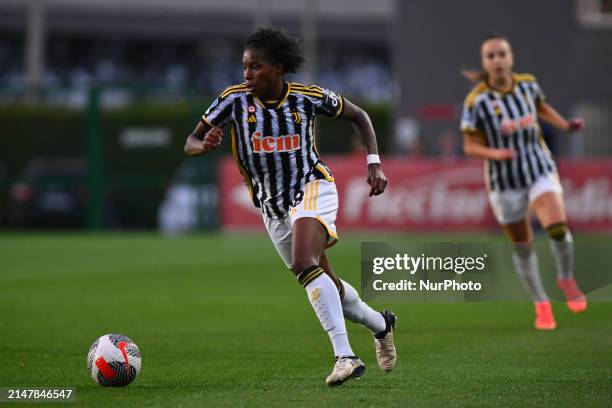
511 244 548 302
549 230 574 280
339 279 386 335
300 267 354 357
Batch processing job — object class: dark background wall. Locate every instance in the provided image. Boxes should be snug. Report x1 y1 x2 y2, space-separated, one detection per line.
394 0 611 121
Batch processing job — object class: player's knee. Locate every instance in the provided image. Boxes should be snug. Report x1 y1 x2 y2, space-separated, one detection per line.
512 242 534 258
546 222 572 242
294 264 325 288
291 258 319 277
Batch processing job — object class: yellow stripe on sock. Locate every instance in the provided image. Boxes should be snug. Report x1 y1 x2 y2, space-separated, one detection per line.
302 269 324 287
298 267 322 286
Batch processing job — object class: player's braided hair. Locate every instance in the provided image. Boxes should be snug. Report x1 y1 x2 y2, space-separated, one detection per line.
462 31 511 83
244 27 305 74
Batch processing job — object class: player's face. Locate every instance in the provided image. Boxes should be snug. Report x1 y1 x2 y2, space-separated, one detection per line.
481 39 513 80
242 48 283 97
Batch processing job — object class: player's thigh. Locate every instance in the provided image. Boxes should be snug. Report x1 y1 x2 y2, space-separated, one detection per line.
263 215 293 268
528 172 565 228
488 188 529 226
531 191 566 228
290 217 328 275
500 218 533 244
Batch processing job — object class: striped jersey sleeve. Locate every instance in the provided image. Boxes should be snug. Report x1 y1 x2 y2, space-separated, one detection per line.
514 73 545 107
460 98 479 133
532 79 546 106
316 87 344 118
292 83 344 119
201 84 246 128
460 83 486 133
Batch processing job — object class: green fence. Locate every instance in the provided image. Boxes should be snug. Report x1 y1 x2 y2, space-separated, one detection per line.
0 87 390 230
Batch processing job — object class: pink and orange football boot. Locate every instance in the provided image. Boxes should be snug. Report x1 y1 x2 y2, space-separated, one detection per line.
534 301 557 330
557 278 587 314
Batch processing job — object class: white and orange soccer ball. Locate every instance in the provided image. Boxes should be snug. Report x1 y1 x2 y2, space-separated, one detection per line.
87 334 141 387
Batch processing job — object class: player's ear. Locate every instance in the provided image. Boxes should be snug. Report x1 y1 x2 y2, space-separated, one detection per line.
275 63 284 77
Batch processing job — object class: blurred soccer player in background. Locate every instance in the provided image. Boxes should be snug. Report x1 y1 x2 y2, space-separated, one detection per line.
461 33 587 330
185 27 396 385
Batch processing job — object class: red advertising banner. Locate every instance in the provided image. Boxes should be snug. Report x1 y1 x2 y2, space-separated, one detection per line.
220 157 612 232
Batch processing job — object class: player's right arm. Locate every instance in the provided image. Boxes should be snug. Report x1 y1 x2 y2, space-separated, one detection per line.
184 122 223 156
463 131 515 160
460 94 515 161
184 86 238 156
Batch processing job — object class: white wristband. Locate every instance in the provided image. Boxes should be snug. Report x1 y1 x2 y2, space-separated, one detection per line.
367 154 381 165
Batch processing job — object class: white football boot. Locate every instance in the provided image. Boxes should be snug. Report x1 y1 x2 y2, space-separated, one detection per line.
374 310 397 372
325 356 366 387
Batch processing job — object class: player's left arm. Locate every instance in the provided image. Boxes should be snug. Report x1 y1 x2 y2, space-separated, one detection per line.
537 102 584 133
339 98 388 197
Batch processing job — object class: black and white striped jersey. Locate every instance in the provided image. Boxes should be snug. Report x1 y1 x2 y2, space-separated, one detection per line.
202 81 343 219
460 73 556 192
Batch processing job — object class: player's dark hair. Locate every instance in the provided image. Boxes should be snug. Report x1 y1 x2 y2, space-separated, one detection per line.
462 31 511 83
244 27 305 74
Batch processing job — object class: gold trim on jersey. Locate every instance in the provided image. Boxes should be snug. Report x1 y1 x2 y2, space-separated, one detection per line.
201 115 215 128
291 84 323 91
315 164 335 182
483 161 491 193
290 83 324 97
291 82 324 92
484 72 537 96
253 82 291 110
464 82 488 108
333 95 344 119
291 89 324 98
231 127 255 201
316 215 339 244
220 83 249 99
276 82 291 108
253 95 266 109
290 82 344 119
513 73 536 83
202 115 216 127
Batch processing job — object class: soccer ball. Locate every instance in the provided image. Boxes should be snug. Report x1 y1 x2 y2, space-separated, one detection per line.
87 334 141 387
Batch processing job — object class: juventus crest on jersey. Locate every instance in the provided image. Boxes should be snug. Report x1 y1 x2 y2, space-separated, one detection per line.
202 82 343 219
461 73 556 192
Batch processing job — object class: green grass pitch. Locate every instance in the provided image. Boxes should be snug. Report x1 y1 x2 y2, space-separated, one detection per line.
0 232 611 407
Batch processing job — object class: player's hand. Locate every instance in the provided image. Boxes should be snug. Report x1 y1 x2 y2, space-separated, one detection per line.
492 148 516 161
202 127 223 153
567 117 584 133
367 163 387 197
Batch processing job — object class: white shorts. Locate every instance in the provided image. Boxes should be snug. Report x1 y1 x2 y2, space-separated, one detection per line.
488 172 563 225
263 179 339 268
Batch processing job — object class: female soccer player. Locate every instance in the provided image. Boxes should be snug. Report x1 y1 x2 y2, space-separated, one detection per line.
185 27 397 385
461 33 587 330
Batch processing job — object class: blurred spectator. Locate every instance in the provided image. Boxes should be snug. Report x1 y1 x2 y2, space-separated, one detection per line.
0 37 391 106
